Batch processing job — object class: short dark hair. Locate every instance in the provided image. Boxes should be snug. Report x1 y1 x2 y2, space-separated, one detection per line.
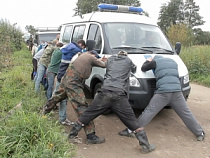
56 42 63 47
77 39 86 47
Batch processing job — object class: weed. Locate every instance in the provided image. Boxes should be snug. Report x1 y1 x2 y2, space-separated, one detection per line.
180 45 210 86
0 46 75 158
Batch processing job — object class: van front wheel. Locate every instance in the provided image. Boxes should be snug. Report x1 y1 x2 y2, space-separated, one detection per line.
93 83 102 97
93 82 112 115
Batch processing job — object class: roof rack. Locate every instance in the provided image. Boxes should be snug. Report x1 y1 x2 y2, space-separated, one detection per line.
36 27 59 32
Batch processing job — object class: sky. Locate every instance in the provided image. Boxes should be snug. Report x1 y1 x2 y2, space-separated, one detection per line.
0 0 209 33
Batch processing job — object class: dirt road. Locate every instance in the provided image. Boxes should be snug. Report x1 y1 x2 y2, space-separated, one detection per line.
65 83 210 158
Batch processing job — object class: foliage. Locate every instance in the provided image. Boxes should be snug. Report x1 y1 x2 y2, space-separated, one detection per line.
167 23 194 46
74 0 141 16
0 46 75 158
193 28 210 45
0 19 24 71
0 111 75 158
158 0 204 34
180 45 210 87
158 0 184 33
184 0 205 28
25 25 36 36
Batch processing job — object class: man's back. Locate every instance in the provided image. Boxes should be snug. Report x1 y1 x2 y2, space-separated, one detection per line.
153 56 181 93
73 52 106 79
102 54 135 94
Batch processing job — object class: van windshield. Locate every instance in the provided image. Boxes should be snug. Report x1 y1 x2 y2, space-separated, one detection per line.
104 23 173 54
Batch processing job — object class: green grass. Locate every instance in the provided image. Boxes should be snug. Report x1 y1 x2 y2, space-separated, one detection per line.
180 45 210 87
0 46 75 158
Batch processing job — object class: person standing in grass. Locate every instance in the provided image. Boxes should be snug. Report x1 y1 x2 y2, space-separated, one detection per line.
46 42 72 126
34 41 56 92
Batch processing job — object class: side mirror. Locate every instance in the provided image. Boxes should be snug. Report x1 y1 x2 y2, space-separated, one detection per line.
175 42 181 55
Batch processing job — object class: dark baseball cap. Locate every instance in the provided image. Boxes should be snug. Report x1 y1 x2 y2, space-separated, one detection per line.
90 50 101 58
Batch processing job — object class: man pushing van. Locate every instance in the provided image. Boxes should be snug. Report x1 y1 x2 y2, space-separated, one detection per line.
43 50 107 144
68 51 155 153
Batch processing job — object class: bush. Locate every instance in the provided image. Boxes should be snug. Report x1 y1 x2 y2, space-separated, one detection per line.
180 45 210 87
0 46 75 158
0 19 24 71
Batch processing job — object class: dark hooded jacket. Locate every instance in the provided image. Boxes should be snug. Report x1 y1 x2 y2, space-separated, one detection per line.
57 42 82 82
102 54 136 95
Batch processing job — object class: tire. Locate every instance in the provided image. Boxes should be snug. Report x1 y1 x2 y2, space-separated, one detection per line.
93 82 112 115
93 82 102 97
84 86 92 99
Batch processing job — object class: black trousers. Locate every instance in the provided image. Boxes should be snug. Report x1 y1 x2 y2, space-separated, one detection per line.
79 88 140 131
31 58 38 80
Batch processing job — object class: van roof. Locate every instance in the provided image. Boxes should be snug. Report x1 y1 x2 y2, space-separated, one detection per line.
62 11 157 26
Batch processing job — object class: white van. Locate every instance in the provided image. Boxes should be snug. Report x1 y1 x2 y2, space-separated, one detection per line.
59 4 191 109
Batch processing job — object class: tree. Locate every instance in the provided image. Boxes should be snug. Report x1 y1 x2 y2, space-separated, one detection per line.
158 0 184 33
193 29 210 45
25 25 36 35
74 0 141 16
184 0 205 28
158 0 205 34
167 23 194 46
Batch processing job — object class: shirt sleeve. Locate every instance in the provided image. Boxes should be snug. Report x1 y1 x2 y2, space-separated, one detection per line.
91 57 107 68
131 61 137 73
141 60 156 72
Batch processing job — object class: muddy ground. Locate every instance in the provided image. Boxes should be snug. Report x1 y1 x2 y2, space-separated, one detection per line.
63 83 210 158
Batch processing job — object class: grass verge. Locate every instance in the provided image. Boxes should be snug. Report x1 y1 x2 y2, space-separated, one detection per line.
0 46 75 158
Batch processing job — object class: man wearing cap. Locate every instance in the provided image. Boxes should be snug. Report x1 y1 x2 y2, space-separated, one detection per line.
68 51 155 153
43 50 107 144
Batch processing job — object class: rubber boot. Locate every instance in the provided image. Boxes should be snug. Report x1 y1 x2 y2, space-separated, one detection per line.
43 102 56 114
68 121 83 139
135 130 156 153
86 132 105 144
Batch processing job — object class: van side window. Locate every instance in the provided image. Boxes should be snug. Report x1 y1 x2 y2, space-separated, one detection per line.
87 24 102 50
62 25 73 43
72 25 86 42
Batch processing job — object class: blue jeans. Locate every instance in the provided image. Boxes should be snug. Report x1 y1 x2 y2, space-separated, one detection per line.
53 81 68 122
46 72 56 100
35 63 46 92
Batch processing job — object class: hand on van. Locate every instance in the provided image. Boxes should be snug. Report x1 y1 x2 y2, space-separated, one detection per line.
147 57 153 62
100 55 108 62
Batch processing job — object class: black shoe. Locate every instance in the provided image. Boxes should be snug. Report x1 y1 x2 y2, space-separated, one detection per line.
68 122 83 139
43 103 56 114
197 131 205 141
118 128 135 138
135 130 155 153
86 133 105 144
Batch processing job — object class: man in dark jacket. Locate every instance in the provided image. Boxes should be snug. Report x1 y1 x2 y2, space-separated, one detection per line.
43 50 107 144
57 39 86 83
119 55 205 141
68 51 155 153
